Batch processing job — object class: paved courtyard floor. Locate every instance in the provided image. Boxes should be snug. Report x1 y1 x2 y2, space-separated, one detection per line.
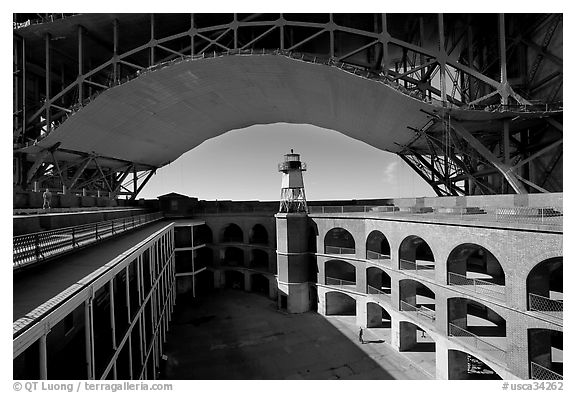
161 289 433 380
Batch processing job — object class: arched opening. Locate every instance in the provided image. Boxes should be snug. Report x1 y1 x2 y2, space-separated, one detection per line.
399 235 435 274
224 270 245 290
251 274 270 297
448 349 502 380
447 243 505 300
366 302 392 343
398 321 436 377
399 279 436 325
194 247 213 269
175 250 192 274
366 230 391 260
195 270 214 295
325 259 356 287
447 298 507 365
249 249 269 271
222 247 244 267
174 226 192 248
526 257 563 318
249 224 269 245
324 227 356 255
366 266 391 304
528 328 563 380
325 291 356 316
193 224 213 246
221 223 243 243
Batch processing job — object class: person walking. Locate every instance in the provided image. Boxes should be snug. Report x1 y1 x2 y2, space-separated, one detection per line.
359 327 365 344
42 188 52 209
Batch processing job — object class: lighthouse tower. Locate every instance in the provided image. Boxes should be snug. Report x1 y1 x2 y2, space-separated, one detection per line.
275 150 314 313
278 150 308 213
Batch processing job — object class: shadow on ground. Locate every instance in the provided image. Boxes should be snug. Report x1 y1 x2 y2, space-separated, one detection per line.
161 289 412 380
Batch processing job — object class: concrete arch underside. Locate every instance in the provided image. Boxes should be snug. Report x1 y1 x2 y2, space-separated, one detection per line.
28 55 439 168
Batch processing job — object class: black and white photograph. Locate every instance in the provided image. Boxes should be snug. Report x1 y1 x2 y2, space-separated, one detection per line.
10 7 565 387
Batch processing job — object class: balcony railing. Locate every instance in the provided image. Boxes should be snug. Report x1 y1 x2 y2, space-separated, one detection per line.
400 300 436 323
366 250 391 260
448 272 506 301
531 362 563 380
308 205 562 228
324 246 356 255
13 212 164 270
448 323 507 365
529 293 563 320
399 259 435 274
367 285 392 304
325 276 356 287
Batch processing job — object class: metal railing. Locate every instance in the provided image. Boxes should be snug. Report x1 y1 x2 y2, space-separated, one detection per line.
531 362 563 380
13 212 164 269
308 205 563 228
13 14 79 29
325 276 356 287
310 205 397 214
324 246 356 255
366 250 391 260
529 293 563 319
367 285 392 304
399 259 435 274
448 272 506 301
400 300 436 322
448 323 507 365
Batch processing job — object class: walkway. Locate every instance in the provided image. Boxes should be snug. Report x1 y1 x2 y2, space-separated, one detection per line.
162 290 431 380
13 220 169 322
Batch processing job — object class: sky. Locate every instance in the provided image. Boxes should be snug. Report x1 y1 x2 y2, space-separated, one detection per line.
137 123 435 201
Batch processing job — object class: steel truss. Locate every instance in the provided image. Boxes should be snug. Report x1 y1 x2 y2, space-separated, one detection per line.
13 13 562 197
397 110 562 195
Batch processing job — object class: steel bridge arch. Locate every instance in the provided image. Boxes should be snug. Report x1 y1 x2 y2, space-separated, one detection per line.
13 13 562 199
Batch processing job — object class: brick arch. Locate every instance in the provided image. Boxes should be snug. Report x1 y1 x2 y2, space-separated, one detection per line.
395 317 442 343
446 242 506 285
220 223 244 243
524 250 563 280
325 290 357 316
446 348 504 380
440 236 511 278
325 259 357 283
366 300 394 320
365 230 391 259
323 227 357 254
249 223 269 245
398 234 437 262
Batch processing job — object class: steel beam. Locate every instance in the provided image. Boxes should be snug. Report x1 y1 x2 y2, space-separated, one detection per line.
499 14 509 106
130 169 156 200
44 33 51 134
449 121 527 194
78 26 84 104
